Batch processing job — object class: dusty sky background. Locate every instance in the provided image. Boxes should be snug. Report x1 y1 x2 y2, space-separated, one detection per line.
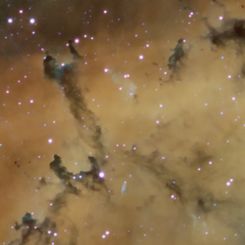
1 0 245 244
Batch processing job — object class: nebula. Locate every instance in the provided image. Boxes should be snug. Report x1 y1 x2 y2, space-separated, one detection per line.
1 1 245 245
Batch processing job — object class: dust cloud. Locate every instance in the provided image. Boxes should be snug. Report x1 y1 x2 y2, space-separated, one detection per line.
1 0 245 245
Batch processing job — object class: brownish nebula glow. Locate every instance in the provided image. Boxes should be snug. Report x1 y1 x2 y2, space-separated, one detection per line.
1 0 245 244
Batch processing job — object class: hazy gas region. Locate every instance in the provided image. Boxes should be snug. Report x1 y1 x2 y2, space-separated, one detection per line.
1 0 245 244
